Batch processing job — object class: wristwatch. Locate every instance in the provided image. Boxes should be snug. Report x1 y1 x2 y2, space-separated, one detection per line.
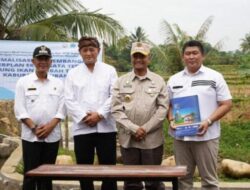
98 113 104 120
30 124 38 132
206 119 213 126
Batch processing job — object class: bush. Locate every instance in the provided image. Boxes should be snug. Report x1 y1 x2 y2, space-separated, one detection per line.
219 121 250 163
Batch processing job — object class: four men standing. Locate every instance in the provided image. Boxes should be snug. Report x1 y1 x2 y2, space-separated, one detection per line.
14 39 232 190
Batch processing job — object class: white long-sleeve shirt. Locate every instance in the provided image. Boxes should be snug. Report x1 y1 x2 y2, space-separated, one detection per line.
14 72 66 142
64 61 118 136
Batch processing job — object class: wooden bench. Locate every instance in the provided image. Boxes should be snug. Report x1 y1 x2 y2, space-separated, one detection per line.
26 164 187 190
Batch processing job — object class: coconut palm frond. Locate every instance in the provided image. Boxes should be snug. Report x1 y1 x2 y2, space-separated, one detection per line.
205 39 224 60
147 40 173 72
19 22 68 41
195 16 214 41
19 10 124 44
160 19 178 45
130 26 148 42
213 39 224 51
149 41 170 63
0 0 124 43
56 10 124 44
14 0 86 26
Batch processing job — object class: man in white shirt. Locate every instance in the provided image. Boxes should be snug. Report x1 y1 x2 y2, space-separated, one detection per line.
14 45 65 190
167 40 232 190
64 36 118 190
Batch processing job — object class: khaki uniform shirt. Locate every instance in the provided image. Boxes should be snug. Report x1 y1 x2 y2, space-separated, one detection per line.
111 70 169 149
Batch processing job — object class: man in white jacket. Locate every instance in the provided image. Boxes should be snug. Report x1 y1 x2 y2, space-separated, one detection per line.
64 36 118 190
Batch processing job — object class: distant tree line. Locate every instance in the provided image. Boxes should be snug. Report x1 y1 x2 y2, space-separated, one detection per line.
105 18 250 75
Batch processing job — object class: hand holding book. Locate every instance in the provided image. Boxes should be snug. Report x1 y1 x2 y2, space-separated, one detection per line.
197 119 210 136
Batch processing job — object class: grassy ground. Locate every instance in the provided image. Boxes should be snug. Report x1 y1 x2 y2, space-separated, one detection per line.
219 121 250 163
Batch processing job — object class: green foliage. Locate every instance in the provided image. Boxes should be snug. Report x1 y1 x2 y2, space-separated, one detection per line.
104 36 132 72
105 26 152 72
238 53 250 74
240 32 250 53
15 160 24 174
219 173 250 182
130 26 148 42
0 0 124 43
163 121 174 157
219 121 250 163
152 16 224 74
204 51 239 65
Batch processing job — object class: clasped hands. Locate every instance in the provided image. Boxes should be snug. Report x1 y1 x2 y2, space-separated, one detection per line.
82 111 102 127
33 123 54 139
134 127 146 141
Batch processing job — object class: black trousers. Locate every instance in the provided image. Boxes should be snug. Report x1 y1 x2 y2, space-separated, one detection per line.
74 132 117 190
22 140 59 190
121 145 165 190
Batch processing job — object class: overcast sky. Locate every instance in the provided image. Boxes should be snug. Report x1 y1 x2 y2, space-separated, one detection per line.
80 0 250 51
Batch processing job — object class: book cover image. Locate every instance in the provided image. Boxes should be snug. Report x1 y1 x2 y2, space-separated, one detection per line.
171 95 201 137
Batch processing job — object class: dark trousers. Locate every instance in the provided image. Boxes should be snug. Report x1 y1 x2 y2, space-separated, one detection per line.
74 132 117 190
121 145 165 190
22 140 59 190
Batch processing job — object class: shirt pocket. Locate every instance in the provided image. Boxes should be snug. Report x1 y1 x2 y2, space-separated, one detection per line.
171 84 186 96
48 90 61 105
144 87 160 107
25 91 39 108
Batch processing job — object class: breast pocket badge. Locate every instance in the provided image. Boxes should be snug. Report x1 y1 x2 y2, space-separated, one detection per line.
124 95 132 102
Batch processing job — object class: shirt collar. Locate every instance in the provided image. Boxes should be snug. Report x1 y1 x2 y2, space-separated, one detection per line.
183 65 205 76
82 61 100 72
131 69 153 81
31 72 51 81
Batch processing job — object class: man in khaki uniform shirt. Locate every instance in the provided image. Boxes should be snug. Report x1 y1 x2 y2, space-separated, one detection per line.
111 42 169 190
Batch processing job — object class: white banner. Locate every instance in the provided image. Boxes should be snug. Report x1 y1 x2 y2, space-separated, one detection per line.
0 40 102 99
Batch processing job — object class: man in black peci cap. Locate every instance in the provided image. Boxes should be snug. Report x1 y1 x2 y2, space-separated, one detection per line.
14 45 66 190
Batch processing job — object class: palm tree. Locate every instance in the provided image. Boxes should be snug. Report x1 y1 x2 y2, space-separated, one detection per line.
0 0 124 149
0 0 124 43
153 16 221 73
130 26 148 42
105 27 149 72
240 33 250 53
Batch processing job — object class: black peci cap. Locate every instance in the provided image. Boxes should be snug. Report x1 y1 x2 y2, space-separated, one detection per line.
33 45 52 58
